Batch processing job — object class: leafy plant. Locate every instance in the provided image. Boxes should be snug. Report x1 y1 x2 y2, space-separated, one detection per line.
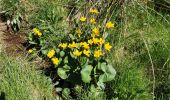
1 0 23 33
27 3 116 98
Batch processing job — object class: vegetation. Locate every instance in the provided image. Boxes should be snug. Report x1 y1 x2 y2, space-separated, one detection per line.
0 54 55 100
0 0 169 100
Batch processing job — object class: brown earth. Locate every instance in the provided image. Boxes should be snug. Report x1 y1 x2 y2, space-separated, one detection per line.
0 13 27 55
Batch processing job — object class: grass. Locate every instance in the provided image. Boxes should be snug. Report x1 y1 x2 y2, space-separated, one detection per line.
0 53 55 100
107 61 152 100
111 1 170 99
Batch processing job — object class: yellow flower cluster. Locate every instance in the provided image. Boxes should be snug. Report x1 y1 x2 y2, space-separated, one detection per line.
57 38 111 58
92 38 105 45
47 49 59 65
45 7 113 63
92 27 100 37
33 28 42 37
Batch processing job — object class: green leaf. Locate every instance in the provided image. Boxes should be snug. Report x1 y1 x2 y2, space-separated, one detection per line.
29 41 37 45
60 51 65 57
63 64 70 71
56 87 62 92
28 32 34 41
56 48 60 53
58 68 68 79
12 19 17 24
98 63 116 83
64 56 68 64
80 65 93 83
69 34 75 40
41 49 48 55
40 39 45 46
80 57 89 67
62 88 72 100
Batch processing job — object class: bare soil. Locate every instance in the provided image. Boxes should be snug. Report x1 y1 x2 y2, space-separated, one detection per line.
0 14 27 55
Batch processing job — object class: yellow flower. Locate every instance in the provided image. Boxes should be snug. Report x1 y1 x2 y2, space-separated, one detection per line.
90 18 96 24
28 49 33 53
80 17 86 22
89 8 99 14
104 43 112 51
76 28 82 34
58 43 67 49
80 42 90 49
92 27 100 37
33 28 38 33
37 32 42 37
88 39 93 45
75 28 83 37
94 50 102 58
91 33 96 38
47 49 55 58
98 38 105 45
68 42 78 48
82 42 90 49
33 28 42 37
92 38 99 44
80 42 85 46
51 57 59 65
83 50 90 57
73 50 82 57
106 21 114 29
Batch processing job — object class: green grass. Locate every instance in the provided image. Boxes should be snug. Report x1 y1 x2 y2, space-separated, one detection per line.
106 61 152 100
109 1 170 99
0 54 55 100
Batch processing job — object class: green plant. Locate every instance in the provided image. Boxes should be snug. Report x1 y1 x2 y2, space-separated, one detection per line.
0 53 55 100
1 0 23 32
106 61 152 100
27 2 117 98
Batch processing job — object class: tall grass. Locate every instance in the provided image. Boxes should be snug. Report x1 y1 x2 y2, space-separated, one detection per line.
109 0 170 100
0 53 55 100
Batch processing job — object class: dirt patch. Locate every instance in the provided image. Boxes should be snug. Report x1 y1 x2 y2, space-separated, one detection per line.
0 13 27 55
3 33 27 54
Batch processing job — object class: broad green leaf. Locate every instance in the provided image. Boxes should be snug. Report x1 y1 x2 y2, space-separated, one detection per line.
60 51 65 57
58 68 68 79
41 49 48 55
98 63 116 83
80 57 89 67
63 64 70 71
81 65 93 83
